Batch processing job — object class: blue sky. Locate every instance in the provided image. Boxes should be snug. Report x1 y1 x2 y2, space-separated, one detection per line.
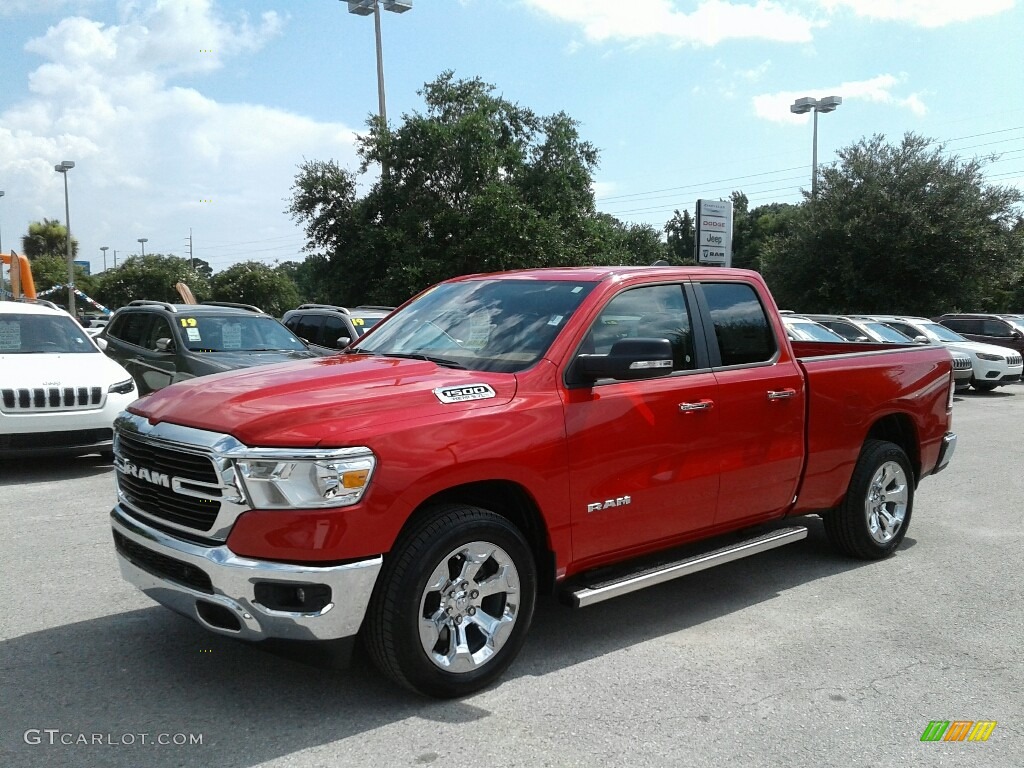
1 0 1022 278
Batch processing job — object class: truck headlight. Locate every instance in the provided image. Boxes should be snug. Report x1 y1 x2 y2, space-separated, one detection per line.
232 448 376 509
977 353 1003 362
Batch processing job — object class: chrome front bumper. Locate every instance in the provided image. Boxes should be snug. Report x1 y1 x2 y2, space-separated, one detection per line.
111 506 382 642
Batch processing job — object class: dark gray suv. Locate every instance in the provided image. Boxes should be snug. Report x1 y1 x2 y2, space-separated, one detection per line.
282 304 393 352
96 301 324 394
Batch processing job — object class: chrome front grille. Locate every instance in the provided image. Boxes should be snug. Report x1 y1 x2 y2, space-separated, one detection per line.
1 386 103 413
115 430 223 531
1008 355 1022 367
112 412 251 541
951 356 972 371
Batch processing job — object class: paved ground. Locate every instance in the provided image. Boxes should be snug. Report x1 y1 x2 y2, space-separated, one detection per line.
1 387 1021 768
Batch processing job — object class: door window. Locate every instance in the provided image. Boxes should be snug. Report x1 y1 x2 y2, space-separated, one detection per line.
585 284 695 371
700 283 776 366
109 312 152 347
323 315 349 348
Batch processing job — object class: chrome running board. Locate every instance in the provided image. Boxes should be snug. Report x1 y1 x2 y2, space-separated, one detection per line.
563 525 808 608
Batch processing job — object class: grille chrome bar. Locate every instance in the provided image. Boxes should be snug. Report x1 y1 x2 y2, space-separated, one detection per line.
1 386 104 413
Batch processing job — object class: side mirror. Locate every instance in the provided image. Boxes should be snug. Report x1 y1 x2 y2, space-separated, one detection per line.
573 338 673 384
336 336 352 348
1012 330 1022 339
914 335 929 344
95 337 108 351
155 338 174 352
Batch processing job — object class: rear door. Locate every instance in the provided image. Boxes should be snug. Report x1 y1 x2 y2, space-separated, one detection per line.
694 280 806 528
565 282 720 565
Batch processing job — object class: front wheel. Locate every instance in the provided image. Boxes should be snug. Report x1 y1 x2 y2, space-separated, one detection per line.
364 504 537 698
823 439 914 560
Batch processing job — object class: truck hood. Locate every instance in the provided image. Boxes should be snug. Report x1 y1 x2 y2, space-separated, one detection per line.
130 354 518 446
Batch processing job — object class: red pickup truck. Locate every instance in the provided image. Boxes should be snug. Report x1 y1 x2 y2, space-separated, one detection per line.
110 267 956 697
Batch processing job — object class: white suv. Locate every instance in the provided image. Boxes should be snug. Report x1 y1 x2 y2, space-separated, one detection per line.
868 315 1024 392
0 299 137 457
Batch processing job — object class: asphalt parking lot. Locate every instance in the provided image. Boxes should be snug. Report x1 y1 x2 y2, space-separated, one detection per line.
1 387 1021 768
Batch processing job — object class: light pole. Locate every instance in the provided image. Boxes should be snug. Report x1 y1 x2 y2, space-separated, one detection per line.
54 160 76 315
790 96 842 198
344 0 412 126
138 238 148 257
0 190 5 254
100 246 109 271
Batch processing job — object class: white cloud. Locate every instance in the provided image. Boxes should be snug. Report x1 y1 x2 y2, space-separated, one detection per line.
0 1 361 271
753 74 927 124
522 0 820 47
817 0 1016 28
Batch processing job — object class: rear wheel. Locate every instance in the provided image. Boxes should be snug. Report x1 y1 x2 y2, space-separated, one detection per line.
364 504 536 698
824 439 913 560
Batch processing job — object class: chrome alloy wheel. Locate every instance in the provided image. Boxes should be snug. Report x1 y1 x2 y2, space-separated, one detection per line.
864 460 909 544
418 541 521 673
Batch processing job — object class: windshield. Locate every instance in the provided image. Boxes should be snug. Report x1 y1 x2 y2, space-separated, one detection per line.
918 322 966 343
178 315 308 352
0 313 98 354
785 319 843 342
352 279 597 372
864 322 913 343
350 314 384 336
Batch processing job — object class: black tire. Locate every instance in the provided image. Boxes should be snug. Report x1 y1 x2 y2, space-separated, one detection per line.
971 379 998 392
364 504 537 698
823 439 914 560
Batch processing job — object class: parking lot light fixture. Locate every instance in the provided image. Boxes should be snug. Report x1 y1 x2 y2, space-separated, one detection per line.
138 238 148 257
54 161 76 315
100 246 109 271
790 96 842 199
343 0 412 127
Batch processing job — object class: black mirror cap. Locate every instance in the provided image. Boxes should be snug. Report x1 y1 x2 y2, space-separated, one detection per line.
573 337 674 384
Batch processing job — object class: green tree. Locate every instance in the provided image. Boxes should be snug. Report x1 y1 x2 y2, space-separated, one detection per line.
210 261 302 317
95 254 210 309
21 218 78 260
664 209 696 265
289 72 654 307
761 133 1024 314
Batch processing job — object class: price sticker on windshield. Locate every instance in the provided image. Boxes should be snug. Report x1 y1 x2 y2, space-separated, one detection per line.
179 318 198 328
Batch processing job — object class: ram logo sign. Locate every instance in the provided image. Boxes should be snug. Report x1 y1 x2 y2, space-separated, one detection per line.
119 461 171 489
433 384 497 404
587 496 631 514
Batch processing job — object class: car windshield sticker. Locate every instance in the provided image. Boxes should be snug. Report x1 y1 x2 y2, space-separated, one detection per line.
186 327 202 342
222 322 242 349
352 317 365 326
548 314 564 326
0 321 20 350
433 384 497 404
466 311 492 350
179 317 198 327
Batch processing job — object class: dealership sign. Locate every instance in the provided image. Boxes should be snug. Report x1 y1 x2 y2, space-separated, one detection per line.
695 199 733 267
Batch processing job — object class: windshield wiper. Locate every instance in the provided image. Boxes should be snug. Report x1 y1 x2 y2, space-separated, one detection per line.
373 351 467 369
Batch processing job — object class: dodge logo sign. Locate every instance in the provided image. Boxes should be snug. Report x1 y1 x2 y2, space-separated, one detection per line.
433 384 497 404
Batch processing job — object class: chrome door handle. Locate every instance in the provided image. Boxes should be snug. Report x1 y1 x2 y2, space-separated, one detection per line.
767 389 797 400
679 399 714 412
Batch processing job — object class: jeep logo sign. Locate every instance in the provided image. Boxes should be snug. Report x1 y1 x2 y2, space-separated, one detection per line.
433 384 497 404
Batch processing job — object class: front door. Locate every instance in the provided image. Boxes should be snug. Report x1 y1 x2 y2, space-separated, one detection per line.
565 283 720 566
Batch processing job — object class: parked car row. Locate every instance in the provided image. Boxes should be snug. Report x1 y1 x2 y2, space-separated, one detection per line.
780 312 1024 392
